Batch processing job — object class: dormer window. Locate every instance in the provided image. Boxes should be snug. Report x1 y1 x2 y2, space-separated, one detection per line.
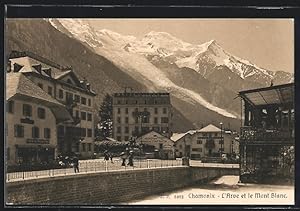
67 79 73 85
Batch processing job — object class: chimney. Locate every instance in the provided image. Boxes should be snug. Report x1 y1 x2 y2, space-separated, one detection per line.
7 60 11 72
13 63 23 72
32 64 42 74
86 83 90 90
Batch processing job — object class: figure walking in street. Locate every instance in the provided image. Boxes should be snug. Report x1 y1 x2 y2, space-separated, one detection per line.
73 156 79 173
104 150 109 161
120 152 126 166
128 151 134 166
109 153 114 163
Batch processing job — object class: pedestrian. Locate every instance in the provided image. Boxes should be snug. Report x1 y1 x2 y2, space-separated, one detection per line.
104 150 109 161
73 156 79 173
128 151 134 166
109 153 114 163
120 152 126 166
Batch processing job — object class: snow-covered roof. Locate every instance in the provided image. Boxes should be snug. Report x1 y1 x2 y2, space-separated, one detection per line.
198 124 221 133
170 130 197 142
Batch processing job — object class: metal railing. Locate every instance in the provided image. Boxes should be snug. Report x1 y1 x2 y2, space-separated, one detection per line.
189 160 239 168
6 159 183 182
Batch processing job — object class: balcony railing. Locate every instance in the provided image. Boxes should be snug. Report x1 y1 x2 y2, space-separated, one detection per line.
205 139 215 149
240 126 294 144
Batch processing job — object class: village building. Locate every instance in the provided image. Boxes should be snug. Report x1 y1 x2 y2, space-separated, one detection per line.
112 91 173 141
172 124 239 160
6 73 72 165
7 51 97 159
239 83 294 183
135 131 175 159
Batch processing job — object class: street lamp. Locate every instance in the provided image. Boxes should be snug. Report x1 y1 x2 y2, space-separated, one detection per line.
220 122 223 155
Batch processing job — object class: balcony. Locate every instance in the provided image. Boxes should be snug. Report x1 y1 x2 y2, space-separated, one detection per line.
205 139 215 149
240 126 294 145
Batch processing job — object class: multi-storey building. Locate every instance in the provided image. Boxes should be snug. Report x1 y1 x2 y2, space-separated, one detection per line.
172 124 238 160
7 51 97 159
112 92 172 141
6 73 72 165
239 83 294 183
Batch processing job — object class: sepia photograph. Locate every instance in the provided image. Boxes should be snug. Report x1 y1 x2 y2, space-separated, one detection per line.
4 16 295 206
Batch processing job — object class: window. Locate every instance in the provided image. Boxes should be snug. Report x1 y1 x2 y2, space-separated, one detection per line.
117 117 121 124
197 140 203 144
202 133 207 137
7 101 14 113
75 110 79 118
117 100 121 104
75 94 80 102
117 136 121 141
117 127 121 133
38 83 43 89
88 143 92 152
37 107 46 119
219 139 224 144
87 113 92 121
44 128 51 139
66 92 73 103
32 126 39 138
159 143 163 149
117 108 121 114
154 117 158 124
161 117 169 123
82 143 86 152
23 104 32 117
14 125 24 137
154 108 158 114
125 117 129 123
81 97 87 105
88 99 91 106
87 129 92 137
124 136 129 141
81 111 86 120
134 126 139 134
125 127 129 133
125 100 128 104
48 86 53 95
59 89 64 99
163 108 167 114
81 128 86 137
135 117 139 123
215 133 218 137
125 108 128 114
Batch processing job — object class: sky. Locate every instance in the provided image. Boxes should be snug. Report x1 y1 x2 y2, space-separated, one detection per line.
88 19 294 73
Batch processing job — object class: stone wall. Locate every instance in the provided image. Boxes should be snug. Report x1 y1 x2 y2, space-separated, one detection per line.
6 166 239 205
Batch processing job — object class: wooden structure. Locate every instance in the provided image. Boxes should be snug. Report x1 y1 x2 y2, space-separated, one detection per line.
239 83 294 183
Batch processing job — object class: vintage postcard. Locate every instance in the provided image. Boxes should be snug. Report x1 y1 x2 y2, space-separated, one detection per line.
4 13 295 207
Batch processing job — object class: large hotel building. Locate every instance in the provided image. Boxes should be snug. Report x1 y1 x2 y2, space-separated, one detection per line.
6 51 96 165
112 92 173 141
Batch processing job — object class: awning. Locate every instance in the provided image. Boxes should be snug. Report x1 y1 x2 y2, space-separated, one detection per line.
239 83 294 107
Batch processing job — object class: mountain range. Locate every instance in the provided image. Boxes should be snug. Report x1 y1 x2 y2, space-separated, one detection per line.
6 19 294 132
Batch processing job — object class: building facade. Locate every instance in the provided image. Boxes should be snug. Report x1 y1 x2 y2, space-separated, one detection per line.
172 124 239 160
136 131 175 159
6 73 72 165
112 92 172 141
239 83 294 183
7 51 97 159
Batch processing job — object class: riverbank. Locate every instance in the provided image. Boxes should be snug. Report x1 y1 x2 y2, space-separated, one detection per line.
128 175 294 205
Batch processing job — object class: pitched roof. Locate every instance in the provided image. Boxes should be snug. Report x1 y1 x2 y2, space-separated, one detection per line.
170 130 197 142
198 124 221 132
6 73 72 122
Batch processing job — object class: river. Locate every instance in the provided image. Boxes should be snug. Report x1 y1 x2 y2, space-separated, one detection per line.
128 175 294 205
